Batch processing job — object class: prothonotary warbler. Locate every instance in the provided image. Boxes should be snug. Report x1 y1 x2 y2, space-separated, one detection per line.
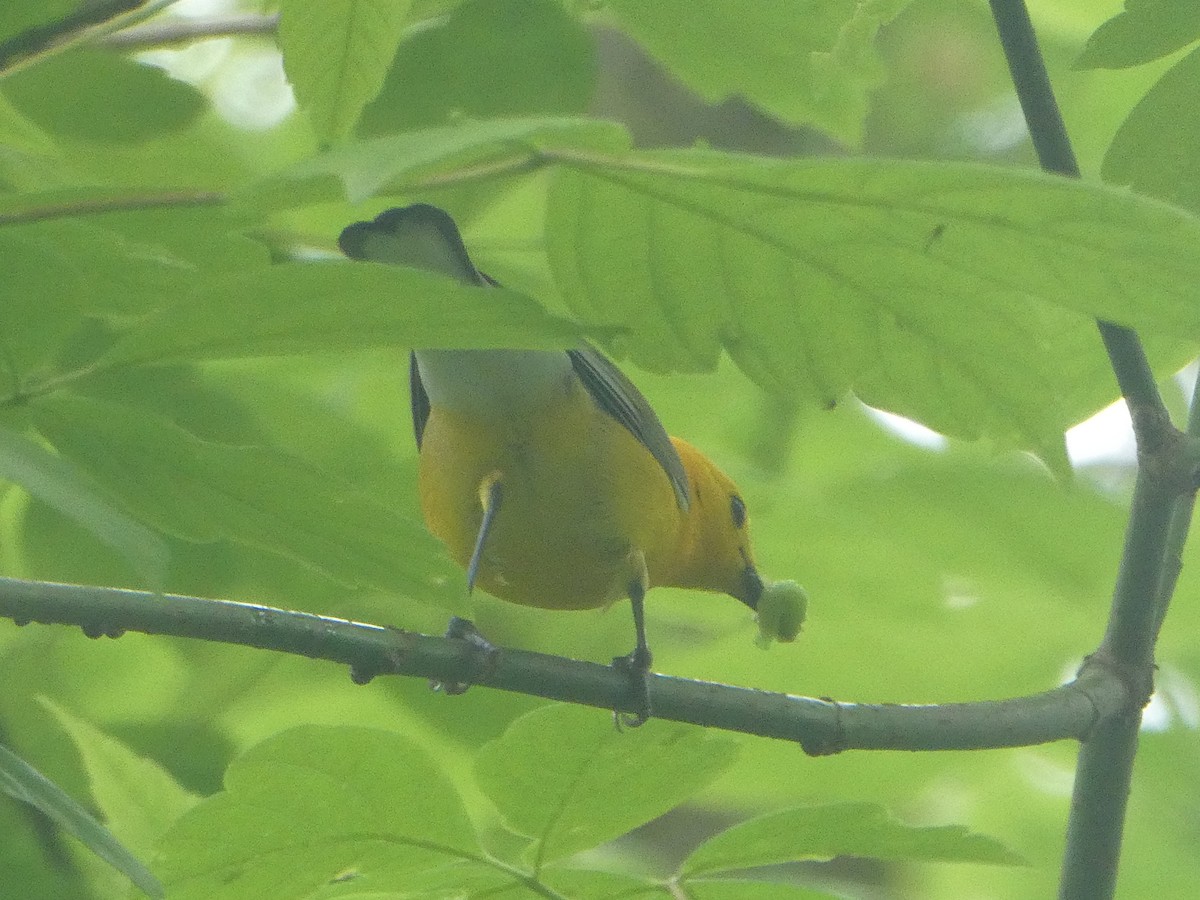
338 205 804 725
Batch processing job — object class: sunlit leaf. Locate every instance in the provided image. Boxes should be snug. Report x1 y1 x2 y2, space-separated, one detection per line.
547 152 1200 466
1103 46 1200 213
277 0 412 143
155 726 489 899
475 703 739 863
681 802 1025 876
98 260 582 369
1077 1 1200 69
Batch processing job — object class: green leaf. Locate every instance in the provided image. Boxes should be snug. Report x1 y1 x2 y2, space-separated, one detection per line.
546 152 1200 466
0 422 169 588
1 217 205 328
28 392 457 601
542 866 670 896
245 116 627 207
0 226 88 375
359 0 595 135
685 882 836 900
1077 1 1200 69
0 88 59 159
475 703 740 864
155 725 485 898
41 698 199 858
98 260 583 369
2 49 205 144
681 801 1027 883
0 0 81 51
277 0 413 143
0 95 64 191
1102 45 1200 212
681 802 1025 876
0 742 163 899
605 0 912 146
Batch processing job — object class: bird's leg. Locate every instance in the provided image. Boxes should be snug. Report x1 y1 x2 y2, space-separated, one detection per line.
467 471 503 593
433 472 504 696
431 615 499 696
612 558 653 728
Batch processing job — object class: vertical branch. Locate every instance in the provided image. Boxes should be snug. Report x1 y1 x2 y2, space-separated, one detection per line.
987 2 1195 898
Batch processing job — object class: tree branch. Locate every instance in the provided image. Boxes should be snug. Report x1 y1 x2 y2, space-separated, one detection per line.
0 576 1130 756
0 189 226 228
985 0 1169 432
988 2 1198 898
97 12 279 49
0 0 176 78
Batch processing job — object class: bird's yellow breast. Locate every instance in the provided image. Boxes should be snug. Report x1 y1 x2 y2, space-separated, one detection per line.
417 382 683 610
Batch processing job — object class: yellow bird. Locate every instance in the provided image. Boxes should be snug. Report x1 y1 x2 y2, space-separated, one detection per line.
339 205 802 725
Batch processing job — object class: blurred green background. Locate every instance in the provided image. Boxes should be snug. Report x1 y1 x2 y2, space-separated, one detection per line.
2 0 1199 897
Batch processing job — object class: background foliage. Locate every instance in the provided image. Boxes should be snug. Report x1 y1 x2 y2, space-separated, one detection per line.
1 0 1199 897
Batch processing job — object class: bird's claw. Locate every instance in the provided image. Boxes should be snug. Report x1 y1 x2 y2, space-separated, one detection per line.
611 646 653 729
431 616 498 695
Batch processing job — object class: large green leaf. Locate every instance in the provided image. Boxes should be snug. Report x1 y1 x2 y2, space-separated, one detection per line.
359 0 595 135
28 392 457 602
1077 1 1200 69
98 259 582 370
2 49 205 144
1 217 205 330
1103 45 1200 213
605 0 912 146
475 703 740 864
0 742 163 899
680 802 1024 876
42 698 199 859
546 152 1200 466
154 725 485 898
0 90 59 182
0 422 168 587
277 0 413 143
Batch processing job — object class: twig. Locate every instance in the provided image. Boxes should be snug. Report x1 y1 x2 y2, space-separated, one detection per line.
0 0 176 78
988 2 1196 898
97 13 280 50
0 190 226 228
0 576 1131 755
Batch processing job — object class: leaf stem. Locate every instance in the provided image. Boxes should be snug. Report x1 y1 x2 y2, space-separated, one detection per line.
988 2 1196 898
0 576 1130 754
0 190 226 228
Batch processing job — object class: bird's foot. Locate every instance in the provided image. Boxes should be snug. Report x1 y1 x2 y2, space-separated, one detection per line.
611 645 653 729
431 616 498 696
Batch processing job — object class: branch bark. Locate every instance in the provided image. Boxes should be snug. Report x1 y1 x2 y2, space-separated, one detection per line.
0 0 171 78
0 576 1130 756
97 13 279 49
988 2 1198 898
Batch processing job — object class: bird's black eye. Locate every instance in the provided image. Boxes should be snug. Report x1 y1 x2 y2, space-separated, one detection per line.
730 494 747 529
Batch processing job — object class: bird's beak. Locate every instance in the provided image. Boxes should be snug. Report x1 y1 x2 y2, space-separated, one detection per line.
737 564 764 610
